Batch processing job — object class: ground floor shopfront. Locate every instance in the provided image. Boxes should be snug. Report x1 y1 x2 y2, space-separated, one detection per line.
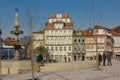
48 51 72 62
73 53 85 61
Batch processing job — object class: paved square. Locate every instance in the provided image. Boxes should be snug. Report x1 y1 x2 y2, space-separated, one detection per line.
1 60 120 80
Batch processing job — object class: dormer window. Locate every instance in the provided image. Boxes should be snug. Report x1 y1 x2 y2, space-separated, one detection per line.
56 14 62 18
54 23 64 29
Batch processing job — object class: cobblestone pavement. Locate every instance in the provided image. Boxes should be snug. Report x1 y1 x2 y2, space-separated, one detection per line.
1 59 120 80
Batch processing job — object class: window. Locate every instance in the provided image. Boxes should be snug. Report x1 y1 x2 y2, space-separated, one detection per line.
97 45 104 49
47 47 49 50
82 47 85 51
78 39 80 42
86 45 90 49
59 30 62 36
55 31 58 35
74 46 77 51
82 39 84 42
51 47 54 51
69 47 71 51
74 39 77 42
78 47 80 51
64 30 66 34
90 45 93 49
63 38 66 44
60 47 62 51
55 47 58 51
68 38 72 44
64 47 66 51
51 30 54 35
55 38 57 44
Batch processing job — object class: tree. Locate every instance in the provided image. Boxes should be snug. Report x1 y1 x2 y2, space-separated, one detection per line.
23 8 41 80
34 47 47 56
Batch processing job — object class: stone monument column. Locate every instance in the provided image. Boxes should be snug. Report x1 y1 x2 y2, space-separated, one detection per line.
10 8 23 60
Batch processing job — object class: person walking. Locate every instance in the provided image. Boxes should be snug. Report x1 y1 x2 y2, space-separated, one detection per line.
106 51 112 66
98 53 102 66
36 53 43 72
109 52 112 66
103 52 106 66
64 57 67 63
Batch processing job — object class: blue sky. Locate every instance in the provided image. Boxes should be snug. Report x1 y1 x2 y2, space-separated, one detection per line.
0 0 120 39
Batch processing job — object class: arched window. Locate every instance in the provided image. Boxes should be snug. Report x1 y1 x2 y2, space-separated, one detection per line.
82 39 84 42
78 39 80 42
74 39 77 42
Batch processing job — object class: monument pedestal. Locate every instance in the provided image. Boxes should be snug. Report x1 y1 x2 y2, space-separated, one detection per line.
13 50 19 60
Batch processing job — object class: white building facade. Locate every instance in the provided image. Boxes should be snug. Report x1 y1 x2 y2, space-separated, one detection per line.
94 25 114 55
111 26 120 59
44 13 74 62
85 25 114 60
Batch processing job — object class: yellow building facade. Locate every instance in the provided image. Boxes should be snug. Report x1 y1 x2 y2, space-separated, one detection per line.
33 29 45 49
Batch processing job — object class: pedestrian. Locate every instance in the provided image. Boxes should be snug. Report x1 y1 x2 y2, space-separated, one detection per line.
36 53 43 72
98 53 102 65
68 57 70 62
103 52 106 66
109 51 112 65
106 51 112 66
64 57 67 63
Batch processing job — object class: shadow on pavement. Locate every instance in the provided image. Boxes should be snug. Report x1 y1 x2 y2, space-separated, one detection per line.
35 72 69 80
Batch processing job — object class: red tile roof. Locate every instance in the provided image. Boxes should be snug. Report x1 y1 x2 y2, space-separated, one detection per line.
83 29 93 36
74 29 83 35
44 22 74 29
3 37 27 46
49 13 56 19
4 37 15 41
33 29 44 34
63 13 70 18
111 26 120 36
